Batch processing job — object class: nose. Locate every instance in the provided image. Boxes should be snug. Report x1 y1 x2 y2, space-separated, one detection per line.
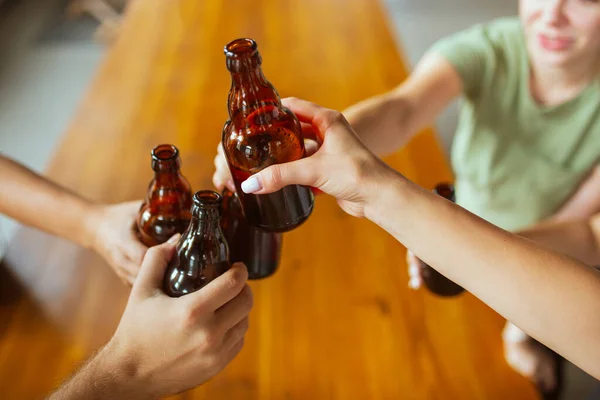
542 0 569 26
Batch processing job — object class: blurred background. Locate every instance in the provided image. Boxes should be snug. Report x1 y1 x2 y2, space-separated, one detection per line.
0 0 518 256
0 0 597 398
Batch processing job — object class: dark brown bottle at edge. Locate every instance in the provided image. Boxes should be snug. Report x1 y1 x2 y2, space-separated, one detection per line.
222 38 314 233
419 183 465 297
137 144 193 246
221 188 282 279
164 191 231 297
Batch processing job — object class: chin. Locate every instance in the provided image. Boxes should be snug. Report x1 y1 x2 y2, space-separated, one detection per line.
529 42 577 69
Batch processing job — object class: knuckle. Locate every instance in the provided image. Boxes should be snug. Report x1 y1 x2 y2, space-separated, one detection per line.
201 331 220 349
144 246 161 261
263 166 282 188
318 109 345 131
179 304 205 328
238 317 250 334
224 267 246 291
240 285 254 310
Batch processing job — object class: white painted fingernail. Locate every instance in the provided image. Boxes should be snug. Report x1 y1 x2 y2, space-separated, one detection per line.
408 264 420 276
408 277 420 290
241 176 262 194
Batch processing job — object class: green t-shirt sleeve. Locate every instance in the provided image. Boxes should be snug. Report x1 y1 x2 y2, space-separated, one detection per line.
430 23 498 99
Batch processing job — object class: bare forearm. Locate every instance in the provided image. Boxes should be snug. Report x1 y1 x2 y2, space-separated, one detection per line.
365 169 600 378
518 217 600 266
48 344 148 400
343 52 462 157
552 165 600 221
0 155 98 248
343 92 415 156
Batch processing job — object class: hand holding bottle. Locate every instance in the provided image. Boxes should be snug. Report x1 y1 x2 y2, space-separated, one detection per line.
238 97 392 218
50 236 253 399
105 237 252 397
86 200 148 285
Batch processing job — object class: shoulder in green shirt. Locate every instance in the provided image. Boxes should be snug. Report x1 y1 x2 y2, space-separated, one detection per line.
431 17 600 231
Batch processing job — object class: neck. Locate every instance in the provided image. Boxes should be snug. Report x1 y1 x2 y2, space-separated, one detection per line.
530 55 600 106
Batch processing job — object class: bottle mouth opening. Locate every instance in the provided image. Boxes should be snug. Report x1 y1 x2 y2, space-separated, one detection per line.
193 190 222 207
224 38 258 58
433 183 455 202
152 144 179 162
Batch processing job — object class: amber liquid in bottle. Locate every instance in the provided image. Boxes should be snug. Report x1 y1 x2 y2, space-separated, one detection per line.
419 183 465 297
137 144 193 246
221 188 282 279
222 38 314 233
164 191 231 297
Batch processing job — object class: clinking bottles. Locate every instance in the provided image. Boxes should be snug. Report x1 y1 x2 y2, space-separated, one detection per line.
418 183 465 297
164 191 230 297
221 188 282 280
221 38 314 233
137 144 193 246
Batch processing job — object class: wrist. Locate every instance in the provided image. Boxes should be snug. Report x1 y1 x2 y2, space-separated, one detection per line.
93 338 150 399
81 203 105 251
362 160 408 223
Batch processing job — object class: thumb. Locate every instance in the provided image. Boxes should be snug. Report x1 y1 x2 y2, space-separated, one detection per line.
132 234 180 298
241 157 320 195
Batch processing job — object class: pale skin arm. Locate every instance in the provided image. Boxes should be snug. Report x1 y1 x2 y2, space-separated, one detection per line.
368 177 600 379
0 154 147 283
243 99 600 379
550 164 600 222
342 51 462 156
0 155 98 249
518 214 600 266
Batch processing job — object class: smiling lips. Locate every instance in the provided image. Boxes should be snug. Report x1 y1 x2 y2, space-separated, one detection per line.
537 33 574 51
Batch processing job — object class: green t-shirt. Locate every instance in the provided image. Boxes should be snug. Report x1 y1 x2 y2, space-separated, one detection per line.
431 17 600 231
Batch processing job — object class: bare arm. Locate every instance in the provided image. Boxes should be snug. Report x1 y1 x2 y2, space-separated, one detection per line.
246 99 600 379
518 214 600 266
551 165 600 221
0 155 99 247
0 154 147 283
342 52 462 156
48 345 144 400
367 174 600 379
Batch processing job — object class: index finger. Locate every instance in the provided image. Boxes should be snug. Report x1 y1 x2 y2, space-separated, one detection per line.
183 262 248 311
282 97 348 141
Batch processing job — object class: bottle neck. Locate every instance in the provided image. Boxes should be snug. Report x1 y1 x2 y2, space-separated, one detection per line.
154 169 183 185
188 212 221 234
227 65 280 118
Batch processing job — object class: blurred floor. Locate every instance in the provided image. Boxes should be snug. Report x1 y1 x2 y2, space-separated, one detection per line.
0 0 597 397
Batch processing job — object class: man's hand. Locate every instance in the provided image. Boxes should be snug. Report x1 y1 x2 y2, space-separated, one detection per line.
50 235 253 399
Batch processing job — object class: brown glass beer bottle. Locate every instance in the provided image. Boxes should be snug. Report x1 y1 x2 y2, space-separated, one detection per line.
221 188 282 280
137 144 193 247
222 38 314 233
164 191 230 297
419 183 465 297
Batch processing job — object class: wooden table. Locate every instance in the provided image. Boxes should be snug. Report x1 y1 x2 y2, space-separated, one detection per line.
0 0 538 398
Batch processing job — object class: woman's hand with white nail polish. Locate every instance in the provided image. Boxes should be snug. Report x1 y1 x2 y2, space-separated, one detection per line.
240 98 395 218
